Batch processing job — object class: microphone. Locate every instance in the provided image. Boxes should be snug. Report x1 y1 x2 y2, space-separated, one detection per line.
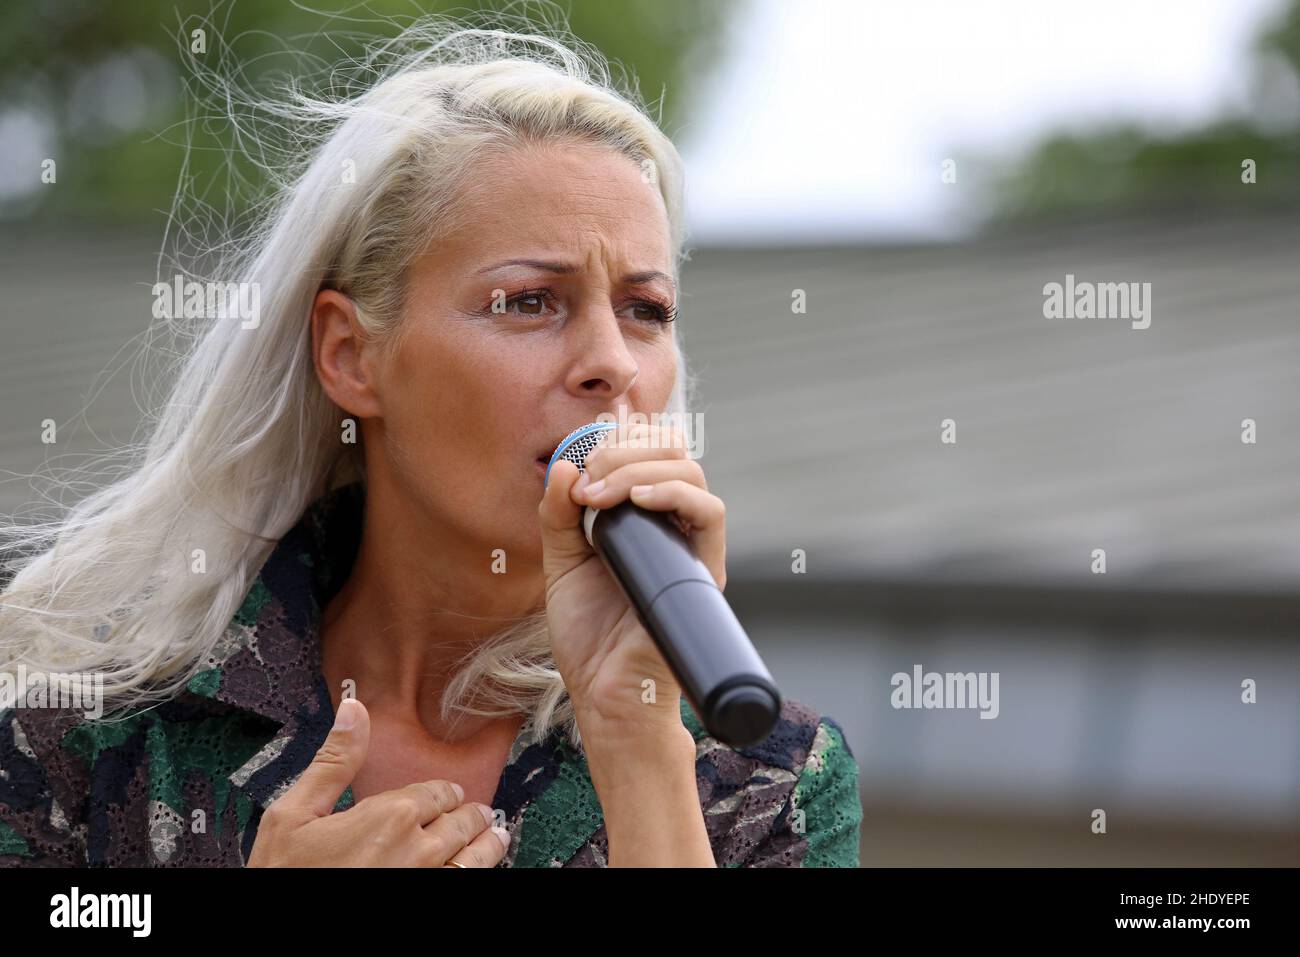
544 422 781 747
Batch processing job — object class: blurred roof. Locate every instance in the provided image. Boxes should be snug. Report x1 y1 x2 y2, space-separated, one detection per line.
1 214 1296 594
678 212 1300 593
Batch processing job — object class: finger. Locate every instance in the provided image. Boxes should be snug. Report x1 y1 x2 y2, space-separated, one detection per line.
421 802 497 864
364 779 465 829
281 696 370 818
625 480 727 589
584 432 690 480
538 459 594 577
575 457 707 506
589 421 689 458
594 422 690 452
437 823 512 869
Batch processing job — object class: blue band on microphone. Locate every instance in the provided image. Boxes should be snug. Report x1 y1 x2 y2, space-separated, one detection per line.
544 421 617 488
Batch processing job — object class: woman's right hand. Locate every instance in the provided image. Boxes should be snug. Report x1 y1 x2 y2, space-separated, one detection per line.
246 697 511 867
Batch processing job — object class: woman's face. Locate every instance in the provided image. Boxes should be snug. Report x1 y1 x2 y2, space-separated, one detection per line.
370 140 678 564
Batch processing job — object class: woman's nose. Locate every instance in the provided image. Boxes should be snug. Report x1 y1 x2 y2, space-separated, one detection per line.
565 307 640 397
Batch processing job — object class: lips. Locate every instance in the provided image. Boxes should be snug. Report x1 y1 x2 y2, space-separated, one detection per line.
534 424 597 482
535 435 564 477
535 426 584 469
535 443 564 481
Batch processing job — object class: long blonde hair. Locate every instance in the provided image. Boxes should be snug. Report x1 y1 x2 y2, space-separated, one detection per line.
0 11 695 751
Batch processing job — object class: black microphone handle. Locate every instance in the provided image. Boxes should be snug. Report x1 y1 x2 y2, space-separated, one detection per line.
586 500 781 747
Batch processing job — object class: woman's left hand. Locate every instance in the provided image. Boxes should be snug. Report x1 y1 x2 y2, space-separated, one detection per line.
537 422 726 748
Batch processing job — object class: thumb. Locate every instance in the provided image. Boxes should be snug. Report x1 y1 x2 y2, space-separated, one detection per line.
284 696 370 817
538 459 595 584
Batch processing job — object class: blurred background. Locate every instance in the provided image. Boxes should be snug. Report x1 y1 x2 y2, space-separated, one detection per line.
1 0 1297 865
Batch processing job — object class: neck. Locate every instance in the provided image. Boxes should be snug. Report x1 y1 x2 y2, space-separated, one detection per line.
319 478 545 741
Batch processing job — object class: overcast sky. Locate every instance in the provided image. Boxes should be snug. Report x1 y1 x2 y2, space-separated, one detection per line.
680 0 1291 243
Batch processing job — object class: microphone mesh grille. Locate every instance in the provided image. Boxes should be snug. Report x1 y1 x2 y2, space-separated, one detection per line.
554 422 616 471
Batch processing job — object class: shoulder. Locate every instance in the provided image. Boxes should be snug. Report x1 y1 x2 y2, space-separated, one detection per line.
680 696 862 867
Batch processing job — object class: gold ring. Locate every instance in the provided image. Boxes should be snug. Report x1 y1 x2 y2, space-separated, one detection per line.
446 859 468 869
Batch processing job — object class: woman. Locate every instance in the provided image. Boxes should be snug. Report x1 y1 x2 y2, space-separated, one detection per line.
0 18 861 867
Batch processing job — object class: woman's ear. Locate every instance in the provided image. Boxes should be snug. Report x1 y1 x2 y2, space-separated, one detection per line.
310 289 384 419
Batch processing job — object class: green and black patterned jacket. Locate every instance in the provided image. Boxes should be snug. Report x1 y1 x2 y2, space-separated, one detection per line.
0 483 862 867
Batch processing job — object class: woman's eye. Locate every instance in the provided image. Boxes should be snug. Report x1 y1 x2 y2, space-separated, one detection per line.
511 294 546 315
492 291 673 323
498 290 552 317
625 301 676 324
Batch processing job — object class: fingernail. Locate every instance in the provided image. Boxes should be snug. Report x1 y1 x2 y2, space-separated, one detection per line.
585 478 606 496
477 804 495 826
574 471 590 492
630 484 653 500
492 826 511 850
451 782 465 802
334 698 357 730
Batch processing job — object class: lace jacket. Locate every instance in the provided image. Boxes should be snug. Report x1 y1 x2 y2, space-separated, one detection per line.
1 483 862 867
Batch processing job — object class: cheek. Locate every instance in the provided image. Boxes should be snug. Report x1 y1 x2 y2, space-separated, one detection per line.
393 325 507 417
428 335 549 443
635 341 679 409
387 329 543 483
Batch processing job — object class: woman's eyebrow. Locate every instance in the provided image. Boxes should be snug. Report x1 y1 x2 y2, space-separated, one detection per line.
476 258 575 275
475 259 675 287
624 269 676 289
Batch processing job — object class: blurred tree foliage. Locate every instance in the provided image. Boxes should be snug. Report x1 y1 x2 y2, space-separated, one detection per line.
0 0 734 223
978 0 1300 222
